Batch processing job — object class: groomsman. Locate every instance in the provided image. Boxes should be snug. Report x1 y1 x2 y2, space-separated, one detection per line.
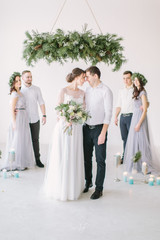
21 70 46 168
83 66 113 199
114 71 133 163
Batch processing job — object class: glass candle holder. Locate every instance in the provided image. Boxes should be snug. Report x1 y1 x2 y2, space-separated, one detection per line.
14 171 19 178
9 149 15 162
2 169 7 179
149 175 155 182
148 178 154 186
129 176 134 184
123 172 128 182
156 177 160 185
115 153 121 167
114 153 121 182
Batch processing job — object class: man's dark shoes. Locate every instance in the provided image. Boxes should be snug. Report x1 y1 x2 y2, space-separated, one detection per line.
36 160 44 168
90 190 102 200
83 182 93 193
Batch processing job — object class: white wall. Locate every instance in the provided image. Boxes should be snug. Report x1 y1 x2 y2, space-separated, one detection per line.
0 0 160 168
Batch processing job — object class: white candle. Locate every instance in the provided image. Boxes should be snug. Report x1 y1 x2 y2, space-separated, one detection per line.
142 162 148 175
123 172 128 182
116 152 121 155
10 148 15 153
150 175 155 181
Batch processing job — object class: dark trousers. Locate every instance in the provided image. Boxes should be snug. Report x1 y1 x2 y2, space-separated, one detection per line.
29 120 40 163
83 124 107 192
120 114 133 159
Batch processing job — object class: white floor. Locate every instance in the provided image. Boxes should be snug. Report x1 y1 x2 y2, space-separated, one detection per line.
0 144 160 240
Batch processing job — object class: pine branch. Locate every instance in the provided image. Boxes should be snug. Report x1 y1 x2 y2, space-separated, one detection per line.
22 26 126 70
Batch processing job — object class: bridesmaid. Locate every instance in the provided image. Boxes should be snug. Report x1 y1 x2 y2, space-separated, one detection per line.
124 72 152 173
2 72 35 170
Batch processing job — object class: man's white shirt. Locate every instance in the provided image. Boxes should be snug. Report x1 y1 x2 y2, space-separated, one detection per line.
85 82 113 125
21 84 45 123
116 85 134 114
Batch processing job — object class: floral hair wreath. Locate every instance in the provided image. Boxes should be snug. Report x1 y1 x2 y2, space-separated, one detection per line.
9 72 21 87
132 72 148 86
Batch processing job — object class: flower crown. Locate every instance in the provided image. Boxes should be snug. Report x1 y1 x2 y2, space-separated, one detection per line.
132 72 148 86
9 72 21 87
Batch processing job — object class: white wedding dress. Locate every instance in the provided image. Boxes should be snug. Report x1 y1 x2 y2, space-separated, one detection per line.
43 88 85 201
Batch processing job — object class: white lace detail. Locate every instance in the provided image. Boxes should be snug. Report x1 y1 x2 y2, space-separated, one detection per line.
64 93 84 104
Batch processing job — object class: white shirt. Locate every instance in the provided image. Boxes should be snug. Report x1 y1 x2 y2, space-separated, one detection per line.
21 84 45 123
116 85 134 114
85 82 113 125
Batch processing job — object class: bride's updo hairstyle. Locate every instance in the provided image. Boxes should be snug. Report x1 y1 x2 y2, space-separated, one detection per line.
66 68 85 82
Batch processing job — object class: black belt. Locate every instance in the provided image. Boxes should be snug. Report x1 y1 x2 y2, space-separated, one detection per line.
121 113 133 117
85 124 103 129
16 108 25 110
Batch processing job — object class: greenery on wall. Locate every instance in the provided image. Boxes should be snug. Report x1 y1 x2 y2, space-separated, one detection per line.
23 27 126 71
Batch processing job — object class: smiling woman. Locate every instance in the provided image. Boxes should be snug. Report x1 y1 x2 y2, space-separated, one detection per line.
1 72 35 171
124 73 153 174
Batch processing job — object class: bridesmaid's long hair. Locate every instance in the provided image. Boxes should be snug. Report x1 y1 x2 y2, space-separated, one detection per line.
133 77 145 100
66 68 85 82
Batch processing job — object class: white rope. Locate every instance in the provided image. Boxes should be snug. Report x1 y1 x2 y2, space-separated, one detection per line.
85 0 103 34
50 0 67 33
50 0 103 34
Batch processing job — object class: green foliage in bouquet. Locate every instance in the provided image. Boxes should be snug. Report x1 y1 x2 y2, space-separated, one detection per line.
132 151 142 163
0 150 2 158
23 26 126 71
55 100 91 135
55 100 90 124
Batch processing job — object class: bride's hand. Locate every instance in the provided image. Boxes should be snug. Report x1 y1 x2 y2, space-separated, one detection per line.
66 122 72 127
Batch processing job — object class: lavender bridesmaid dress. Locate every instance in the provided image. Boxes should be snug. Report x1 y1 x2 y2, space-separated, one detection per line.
2 91 35 170
124 90 152 173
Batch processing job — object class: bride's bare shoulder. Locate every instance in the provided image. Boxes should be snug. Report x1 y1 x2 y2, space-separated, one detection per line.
60 87 67 93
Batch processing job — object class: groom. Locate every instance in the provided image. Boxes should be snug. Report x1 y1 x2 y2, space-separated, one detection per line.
83 66 113 199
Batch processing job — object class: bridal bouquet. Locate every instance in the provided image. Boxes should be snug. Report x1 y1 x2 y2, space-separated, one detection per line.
55 100 91 135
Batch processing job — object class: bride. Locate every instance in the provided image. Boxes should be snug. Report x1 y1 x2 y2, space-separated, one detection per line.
43 68 86 201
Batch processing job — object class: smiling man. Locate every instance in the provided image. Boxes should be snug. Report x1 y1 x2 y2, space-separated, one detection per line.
114 71 133 163
83 66 113 200
21 70 46 168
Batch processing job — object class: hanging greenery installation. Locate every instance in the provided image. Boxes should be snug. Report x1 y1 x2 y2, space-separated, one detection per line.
23 27 126 71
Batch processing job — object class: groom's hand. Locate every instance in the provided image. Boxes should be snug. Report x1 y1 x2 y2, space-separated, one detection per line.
98 133 106 145
98 124 108 145
42 116 46 125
